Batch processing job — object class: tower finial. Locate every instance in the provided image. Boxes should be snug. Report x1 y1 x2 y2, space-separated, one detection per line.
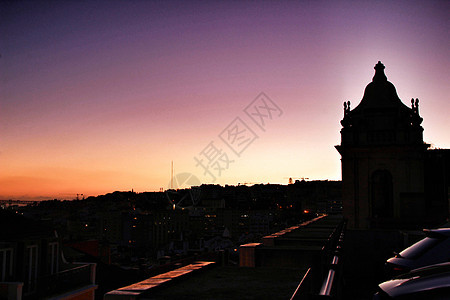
373 61 387 82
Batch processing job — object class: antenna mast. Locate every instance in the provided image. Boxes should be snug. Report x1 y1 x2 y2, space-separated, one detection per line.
171 161 174 189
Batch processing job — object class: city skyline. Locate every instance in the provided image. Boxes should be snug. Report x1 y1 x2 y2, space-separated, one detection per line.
1 1 449 200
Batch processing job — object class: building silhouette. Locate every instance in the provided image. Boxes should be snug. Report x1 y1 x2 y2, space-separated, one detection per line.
336 61 449 229
0 210 97 299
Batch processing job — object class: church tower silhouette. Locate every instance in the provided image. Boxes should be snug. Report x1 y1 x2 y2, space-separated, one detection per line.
336 61 430 229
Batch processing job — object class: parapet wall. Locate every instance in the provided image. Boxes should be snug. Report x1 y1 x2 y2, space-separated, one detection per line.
239 215 344 269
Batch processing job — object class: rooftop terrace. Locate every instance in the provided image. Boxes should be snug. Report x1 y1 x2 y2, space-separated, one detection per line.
104 214 345 299
145 265 306 300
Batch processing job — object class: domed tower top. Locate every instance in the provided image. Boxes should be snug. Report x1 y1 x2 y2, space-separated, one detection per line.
353 61 406 110
339 61 424 147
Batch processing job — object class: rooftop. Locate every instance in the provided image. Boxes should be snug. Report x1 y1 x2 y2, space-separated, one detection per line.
144 265 306 300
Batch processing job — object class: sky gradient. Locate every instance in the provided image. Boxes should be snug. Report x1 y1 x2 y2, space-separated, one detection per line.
1 1 449 200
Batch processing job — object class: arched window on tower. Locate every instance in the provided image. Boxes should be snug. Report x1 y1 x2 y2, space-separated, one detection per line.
371 170 393 219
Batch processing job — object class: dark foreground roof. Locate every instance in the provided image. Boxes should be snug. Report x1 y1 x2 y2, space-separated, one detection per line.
144 265 306 300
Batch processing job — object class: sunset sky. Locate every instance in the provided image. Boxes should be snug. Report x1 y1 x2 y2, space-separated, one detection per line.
1 1 449 200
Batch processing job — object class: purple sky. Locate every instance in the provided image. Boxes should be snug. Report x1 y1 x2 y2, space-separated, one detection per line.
1 1 449 200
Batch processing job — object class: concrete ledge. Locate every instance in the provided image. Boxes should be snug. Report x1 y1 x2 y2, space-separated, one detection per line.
104 261 215 299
